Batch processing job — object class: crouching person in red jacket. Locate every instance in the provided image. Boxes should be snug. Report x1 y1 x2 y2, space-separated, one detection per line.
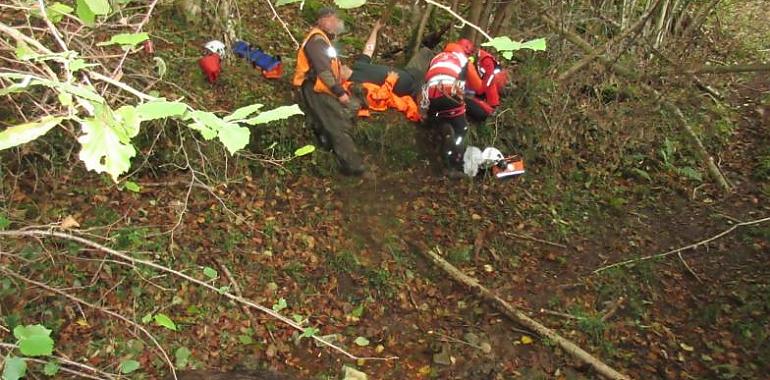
465 49 508 123
199 40 226 84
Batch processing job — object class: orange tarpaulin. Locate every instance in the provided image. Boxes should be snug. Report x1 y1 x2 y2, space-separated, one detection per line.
344 73 422 122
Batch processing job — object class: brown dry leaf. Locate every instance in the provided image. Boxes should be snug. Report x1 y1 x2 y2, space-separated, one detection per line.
61 215 80 229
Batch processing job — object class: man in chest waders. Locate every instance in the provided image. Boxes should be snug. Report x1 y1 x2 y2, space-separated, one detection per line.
293 8 365 176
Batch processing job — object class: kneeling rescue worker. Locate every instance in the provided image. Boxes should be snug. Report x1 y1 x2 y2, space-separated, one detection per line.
422 38 483 177
293 7 365 176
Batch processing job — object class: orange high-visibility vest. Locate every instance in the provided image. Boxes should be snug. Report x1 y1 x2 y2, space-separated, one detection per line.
293 28 342 96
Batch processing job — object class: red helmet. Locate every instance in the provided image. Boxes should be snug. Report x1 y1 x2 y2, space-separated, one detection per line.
456 38 475 55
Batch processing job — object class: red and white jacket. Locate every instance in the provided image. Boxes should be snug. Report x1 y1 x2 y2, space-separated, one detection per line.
424 44 483 99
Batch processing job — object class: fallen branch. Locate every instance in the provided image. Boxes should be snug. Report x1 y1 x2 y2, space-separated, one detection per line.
0 267 176 380
0 229 394 362
0 342 118 380
503 231 567 249
594 216 770 274
419 246 630 380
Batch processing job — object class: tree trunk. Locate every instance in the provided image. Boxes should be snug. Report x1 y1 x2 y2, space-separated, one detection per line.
463 0 485 42
476 0 497 44
413 4 434 57
490 1 514 37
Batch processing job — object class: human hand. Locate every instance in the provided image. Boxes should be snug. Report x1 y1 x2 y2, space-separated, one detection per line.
387 71 399 80
374 20 383 32
338 93 350 104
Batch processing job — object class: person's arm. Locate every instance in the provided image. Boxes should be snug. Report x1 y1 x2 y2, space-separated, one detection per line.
465 61 484 94
362 21 383 58
305 37 346 98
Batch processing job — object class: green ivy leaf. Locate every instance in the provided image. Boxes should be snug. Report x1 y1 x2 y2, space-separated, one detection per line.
43 361 61 376
353 336 370 346
58 92 73 107
118 359 140 374
272 298 287 312
299 327 319 340
0 116 64 151
481 37 546 60
97 32 149 48
75 0 96 26
238 335 254 345
334 0 367 9
243 104 304 125
141 313 153 324
293 144 316 157
154 313 177 331
83 0 111 15
202 266 218 279
174 346 191 369
217 286 230 294
13 324 54 357
135 100 187 121
224 104 264 122
292 314 304 324
2 356 27 380
217 124 251 155
123 181 141 192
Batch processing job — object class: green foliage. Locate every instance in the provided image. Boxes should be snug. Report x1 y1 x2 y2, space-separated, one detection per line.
275 0 304 5
299 327 319 340
203 266 218 279
334 0 367 8
97 32 150 48
1 20 304 182
2 357 26 380
82 0 111 15
42 361 60 376
13 324 54 357
174 346 192 369
118 359 140 374
32 3 74 24
76 0 97 26
0 215 10 230
294 144 316 157
481 37 547 60
353 336 370 346
153 313 177 331
272 298 288 312
122 181 141 192
0 117 64 151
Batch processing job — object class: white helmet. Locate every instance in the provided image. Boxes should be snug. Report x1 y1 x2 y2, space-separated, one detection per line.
204 40 226 57
481 147 504 162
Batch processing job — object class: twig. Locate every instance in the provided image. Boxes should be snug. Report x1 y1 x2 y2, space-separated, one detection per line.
594 216 770 273
600 297 625 322
418 245 630 380
424 0 493 42
109 0 160 80
0 267 176 380
540 308 581 320
0 342 118 380
503 231 567 249
264 0 299 48
677 252 703 283
0 229 395 362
